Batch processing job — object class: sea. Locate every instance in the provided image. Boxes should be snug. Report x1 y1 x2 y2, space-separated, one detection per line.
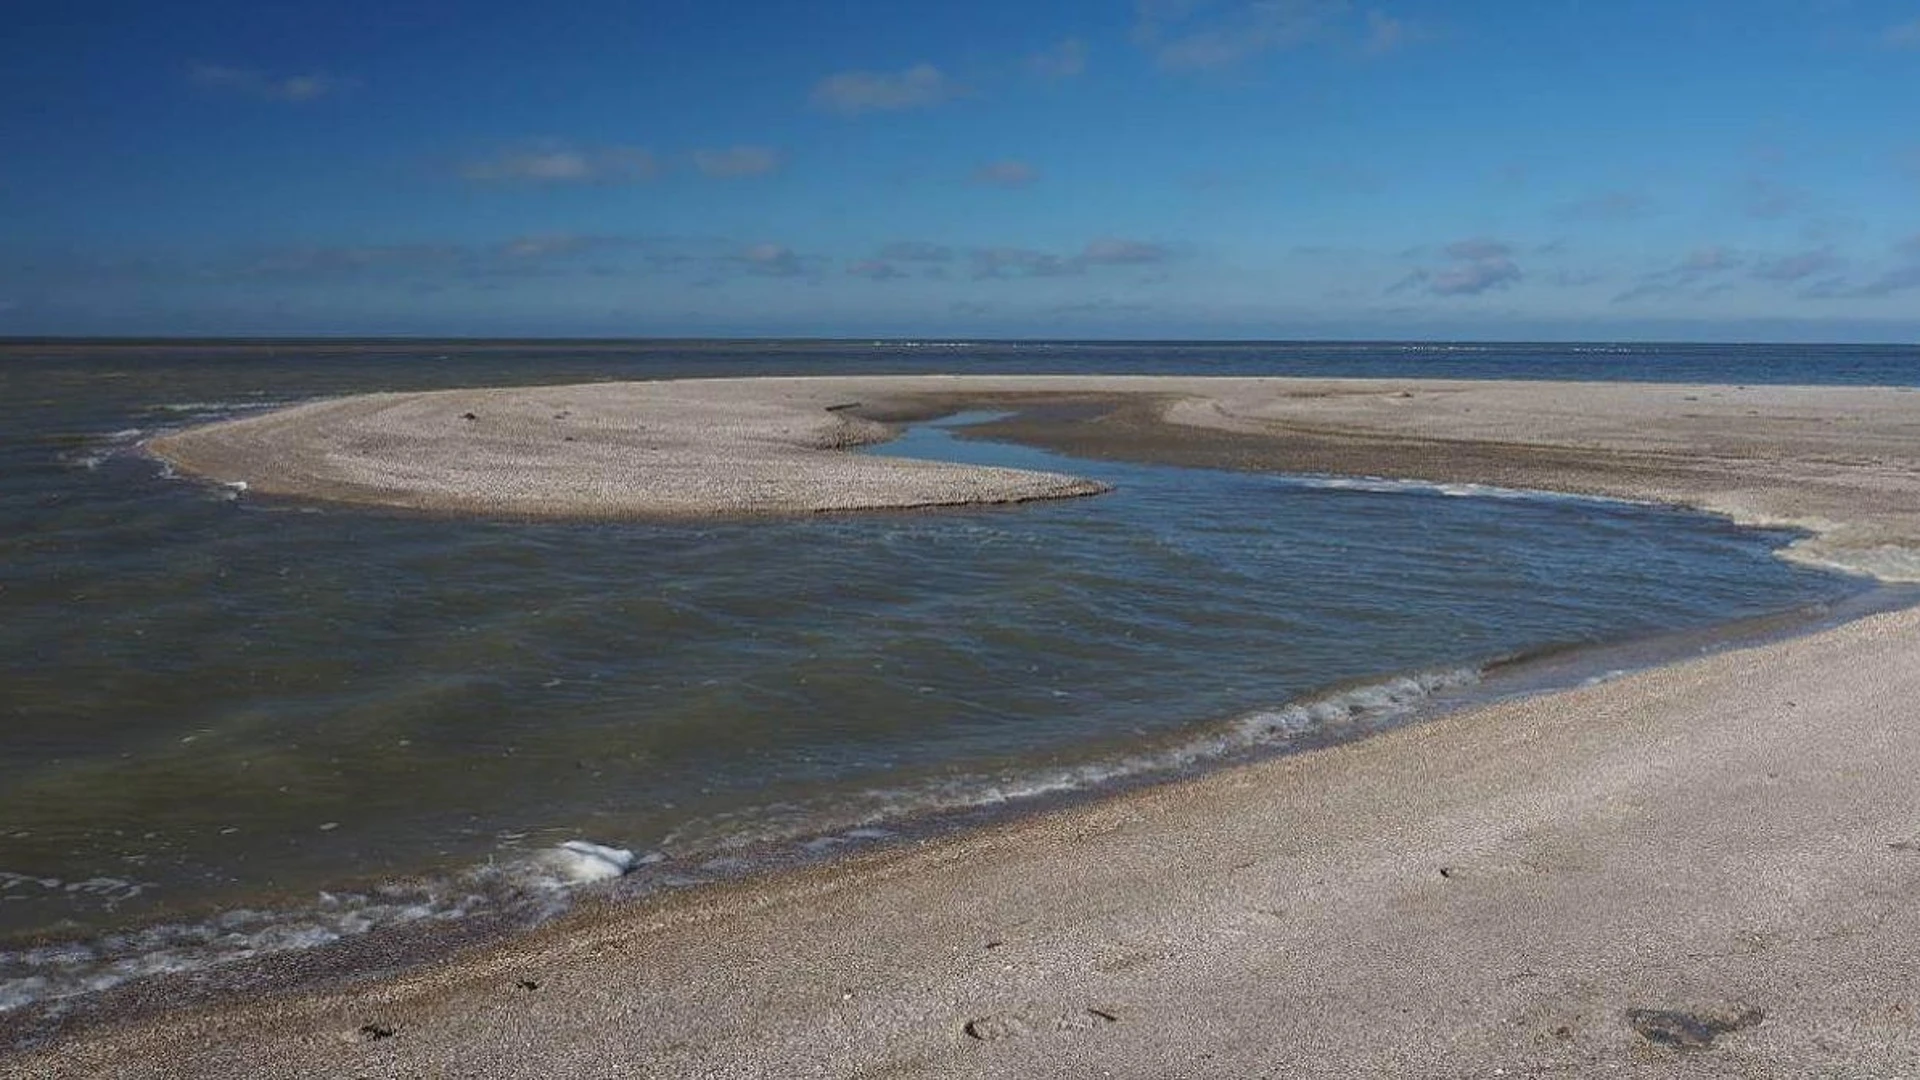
1 339 1915 1033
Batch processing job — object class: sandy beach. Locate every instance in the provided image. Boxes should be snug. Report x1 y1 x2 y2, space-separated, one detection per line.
19 376 1920 1077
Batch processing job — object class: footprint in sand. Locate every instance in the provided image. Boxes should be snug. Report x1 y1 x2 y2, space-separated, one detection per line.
964 1007 1119 1042
1625 1005 1765 1050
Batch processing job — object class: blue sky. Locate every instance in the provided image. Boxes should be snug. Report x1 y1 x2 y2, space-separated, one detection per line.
4 0 1919 340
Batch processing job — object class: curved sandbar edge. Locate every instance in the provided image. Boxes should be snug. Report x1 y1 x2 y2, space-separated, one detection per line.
151 375 1920 581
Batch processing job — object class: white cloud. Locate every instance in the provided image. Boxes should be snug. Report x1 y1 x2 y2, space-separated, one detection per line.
459 144 659 184
967 238 1175 279
972 160 1040 187
1394 237 1522 296
848 259 908 281
1443 237 1512 261
1361 10 1416 55
189 64 354 102
1553 191 1652 222
1427 259 1520 295
1081 238 1172 265
1614 246 1744 304
1681 246 1741 273
497 234 611 259
810 63 962 115
972 246 1080 279
1751 248 1843 283
1136 0 1347 71
1883 19 1920 49
740 243 808 277
1028 38 1089 78
691 145 782 178
876 241 955 263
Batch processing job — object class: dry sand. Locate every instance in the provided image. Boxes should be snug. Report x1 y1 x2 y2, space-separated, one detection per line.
19 376 1920 1077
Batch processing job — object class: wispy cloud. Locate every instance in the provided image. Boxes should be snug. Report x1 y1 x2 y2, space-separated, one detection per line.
1553 190 1652 222
1742 177 1807 220
1082 238 1173 265
847 259 909 281
737 242 813 278
1751 247 1843 283
810 63 962 115
1028 37 1089 79
1442 237 1511 261
876 241 956 263
690 145 782 178
1882 19 1920 49
1361 10 1422 55
1135 0 1347 71
1797 238 1919 299
971 159 1040 188
1808 265 1920 299
188 64 354 102
1050 297 1152 315
459 143 659 184
843 237 1172 284
971 247 1081 279
1544 268 1603 288
972 237 1175 279
1614 246 1743 303
496 234 624 260
1393 236 1522 296
210 233 661 284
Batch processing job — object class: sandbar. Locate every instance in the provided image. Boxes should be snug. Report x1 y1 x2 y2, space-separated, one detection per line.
149 376 1920 579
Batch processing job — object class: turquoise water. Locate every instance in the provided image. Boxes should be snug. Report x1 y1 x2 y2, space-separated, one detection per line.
0 341 1888 1017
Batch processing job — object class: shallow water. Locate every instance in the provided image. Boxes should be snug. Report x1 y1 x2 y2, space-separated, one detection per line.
0 341 1890 1013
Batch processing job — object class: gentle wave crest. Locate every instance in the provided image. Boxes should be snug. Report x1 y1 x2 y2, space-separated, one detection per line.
0 666 1476 1014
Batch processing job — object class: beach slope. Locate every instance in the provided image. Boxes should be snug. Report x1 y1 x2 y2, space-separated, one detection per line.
17 602 1920 1078
39 374 1917 1077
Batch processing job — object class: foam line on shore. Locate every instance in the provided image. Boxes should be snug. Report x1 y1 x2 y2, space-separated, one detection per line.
0 662 1484 1018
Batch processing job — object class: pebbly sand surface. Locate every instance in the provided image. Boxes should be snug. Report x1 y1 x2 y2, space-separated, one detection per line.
149 375 1920 579
20 375 1918 1077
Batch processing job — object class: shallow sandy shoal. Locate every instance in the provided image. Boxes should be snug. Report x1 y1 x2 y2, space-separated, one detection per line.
149 375 1920 579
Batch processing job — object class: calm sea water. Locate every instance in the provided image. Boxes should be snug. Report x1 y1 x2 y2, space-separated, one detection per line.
0 340 1904 1015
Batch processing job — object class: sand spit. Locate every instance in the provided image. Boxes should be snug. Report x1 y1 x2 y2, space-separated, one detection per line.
151 376 1920 578
147 381 1109 518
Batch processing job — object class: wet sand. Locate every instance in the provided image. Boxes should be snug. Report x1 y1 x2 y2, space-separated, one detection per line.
21 376 1920 1077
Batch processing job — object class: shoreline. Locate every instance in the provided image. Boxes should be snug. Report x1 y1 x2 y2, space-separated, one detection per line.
147 375 1920 579
4 579 1906 1045
17 598 1920 1078
18 375 1920 1076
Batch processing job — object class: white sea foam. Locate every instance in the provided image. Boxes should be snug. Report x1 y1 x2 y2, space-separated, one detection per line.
0 665 1477 1016
540 841 654 885
664 668 1482 857
1233 669 1480 740
1284 474 1644 506
1778 539 1920 584
58 427 148 471
0 838 660 1014
144 399 300 415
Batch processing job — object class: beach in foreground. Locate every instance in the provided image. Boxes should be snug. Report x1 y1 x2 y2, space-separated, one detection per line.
17 375 1920 1077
